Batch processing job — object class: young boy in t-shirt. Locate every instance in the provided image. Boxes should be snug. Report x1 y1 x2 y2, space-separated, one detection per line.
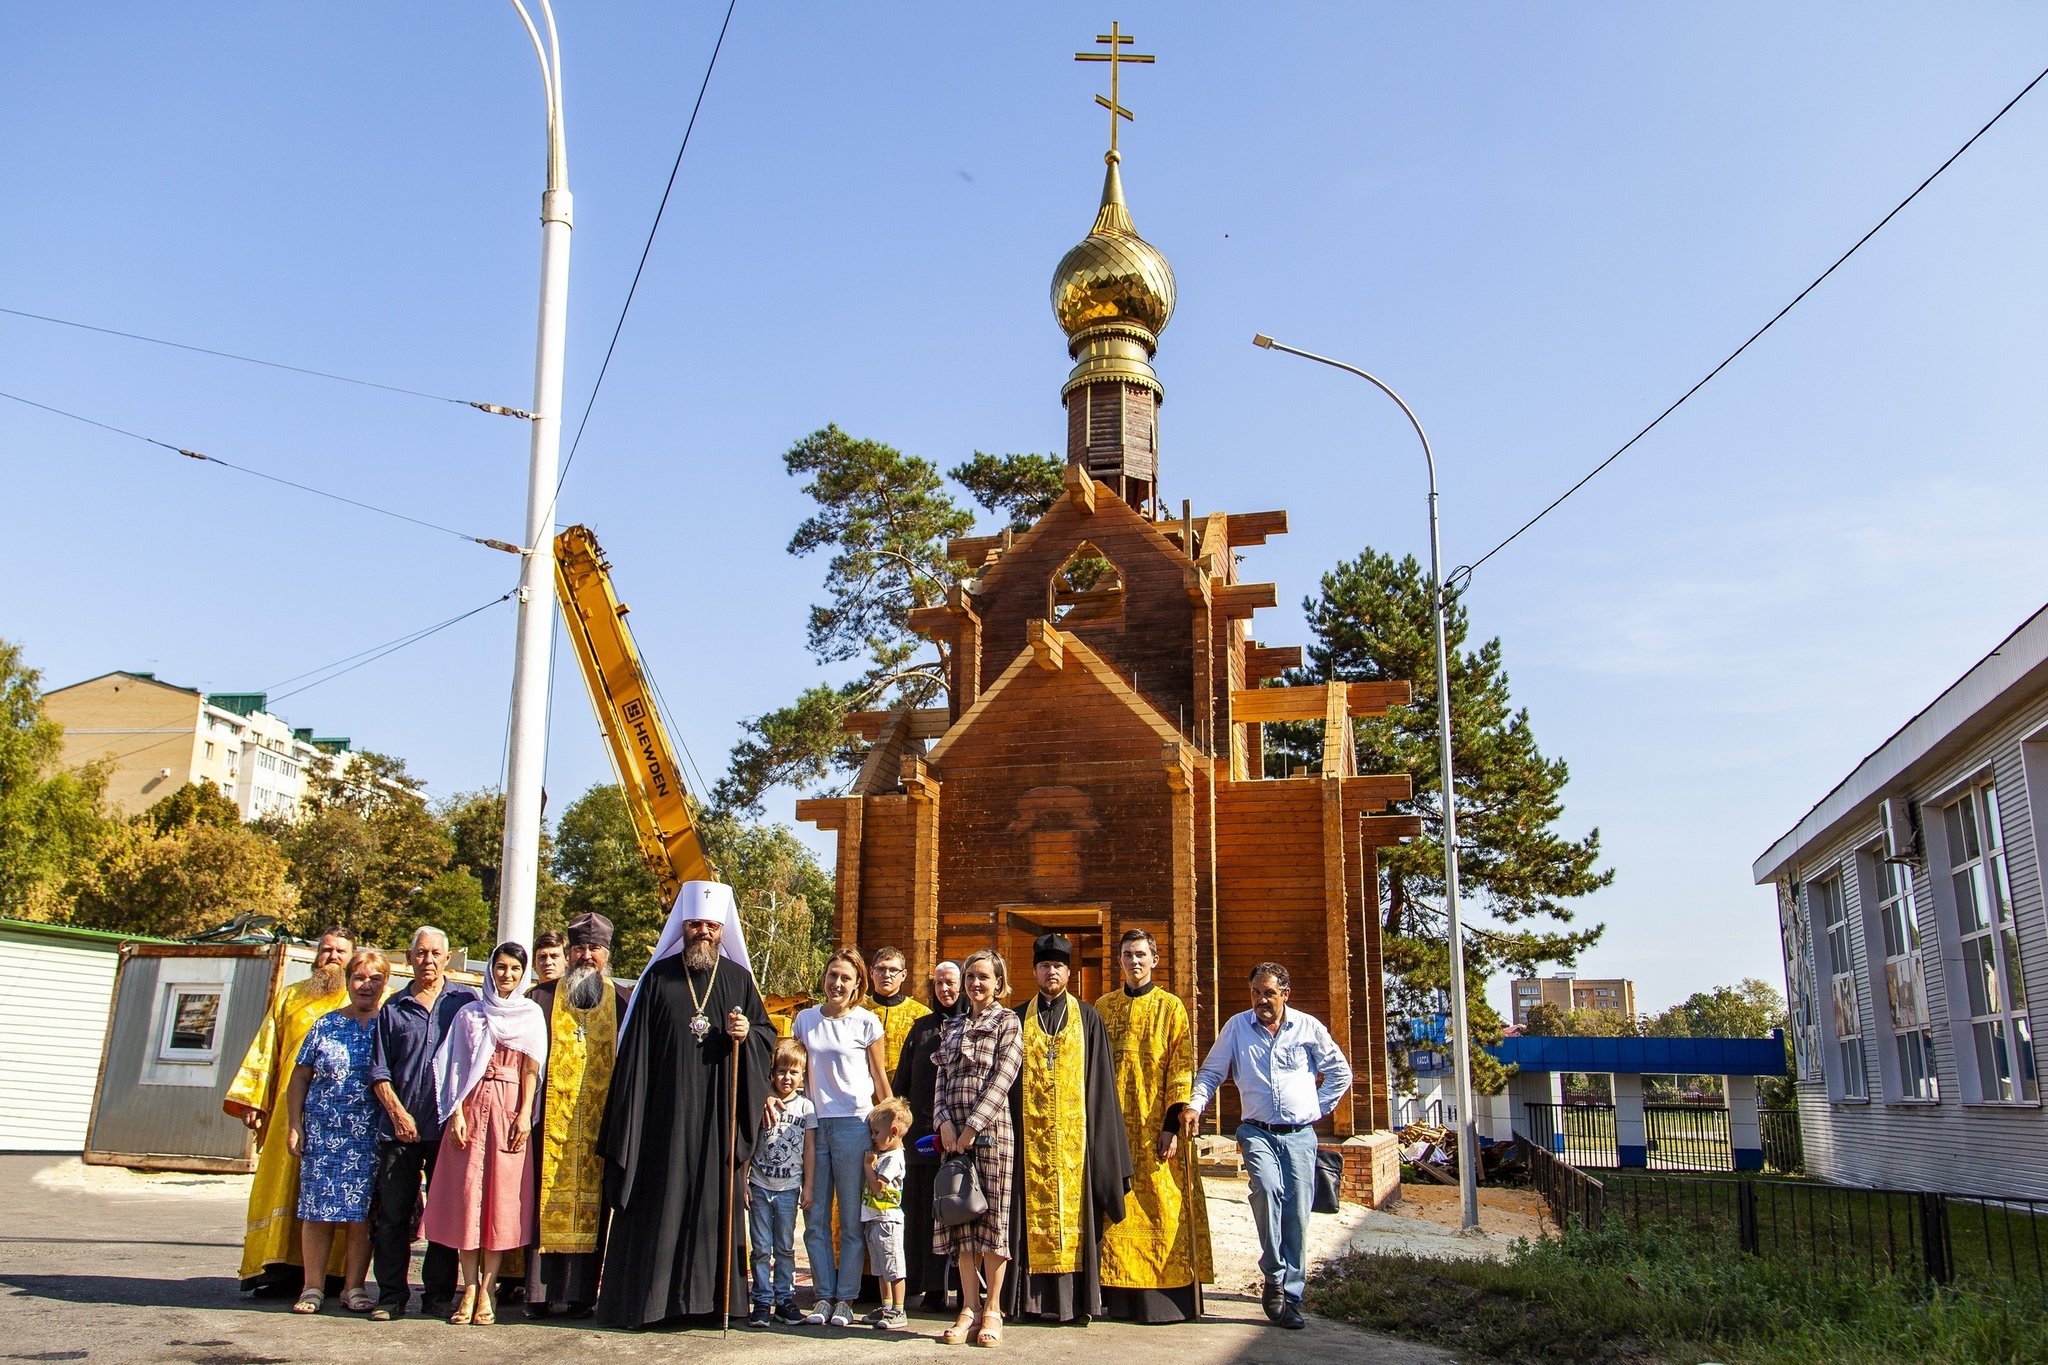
746 1038 814 1327
860 1096 913 1330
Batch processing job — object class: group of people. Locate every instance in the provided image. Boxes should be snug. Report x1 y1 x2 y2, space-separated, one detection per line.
225 882 1352 1339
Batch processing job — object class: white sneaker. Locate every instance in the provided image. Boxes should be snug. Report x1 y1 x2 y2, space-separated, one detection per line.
828 1300 854 1327
802 1305 828 1325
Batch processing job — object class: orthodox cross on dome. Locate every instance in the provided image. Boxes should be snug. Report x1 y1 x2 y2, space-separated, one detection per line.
1074 21 1154 159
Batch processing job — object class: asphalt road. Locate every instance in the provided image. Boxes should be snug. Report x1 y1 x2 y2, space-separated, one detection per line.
0 1155 1457 1365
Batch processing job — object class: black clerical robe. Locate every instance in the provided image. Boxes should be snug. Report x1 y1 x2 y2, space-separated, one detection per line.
594 956 772 1327
1004 992 1134 1323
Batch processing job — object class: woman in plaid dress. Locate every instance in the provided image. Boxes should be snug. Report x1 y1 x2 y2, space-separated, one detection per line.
931 949 1023 1346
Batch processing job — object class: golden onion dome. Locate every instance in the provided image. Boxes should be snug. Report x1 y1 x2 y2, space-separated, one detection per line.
1051 153 1176 341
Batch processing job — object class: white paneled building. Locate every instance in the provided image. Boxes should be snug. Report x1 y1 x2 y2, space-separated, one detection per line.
1755 604 2048 1196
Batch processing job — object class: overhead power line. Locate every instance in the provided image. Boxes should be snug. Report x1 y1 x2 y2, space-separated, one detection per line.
1455 59 2048 590
265 591 518 704
550 0 738 509
0 387 521 554
0 304 533 419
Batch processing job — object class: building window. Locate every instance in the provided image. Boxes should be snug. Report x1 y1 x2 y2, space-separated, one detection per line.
203 741 215 759
1945 784 2036 1102
1816 875 1866 1099
1874 855 1937 1101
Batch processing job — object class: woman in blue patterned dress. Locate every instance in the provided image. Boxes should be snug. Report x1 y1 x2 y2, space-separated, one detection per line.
286 946 390 1314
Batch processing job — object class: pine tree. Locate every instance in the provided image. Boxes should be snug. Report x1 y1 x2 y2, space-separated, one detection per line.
1285 548 1611 1093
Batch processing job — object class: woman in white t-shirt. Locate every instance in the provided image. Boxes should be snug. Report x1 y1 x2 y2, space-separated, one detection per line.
793 948 892 1325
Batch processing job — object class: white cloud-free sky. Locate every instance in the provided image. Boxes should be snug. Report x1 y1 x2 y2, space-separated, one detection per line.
7 4 2048 1021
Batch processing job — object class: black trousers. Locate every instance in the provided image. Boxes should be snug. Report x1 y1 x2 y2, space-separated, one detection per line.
372 1139 459 1309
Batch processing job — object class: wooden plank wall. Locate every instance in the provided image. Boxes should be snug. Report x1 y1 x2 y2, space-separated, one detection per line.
931 660 1182 997
854 796 922 969
969 488 1200 736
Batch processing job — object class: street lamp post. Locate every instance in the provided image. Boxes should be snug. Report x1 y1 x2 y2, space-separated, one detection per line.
1252 333 1481 1233
497 0 572 954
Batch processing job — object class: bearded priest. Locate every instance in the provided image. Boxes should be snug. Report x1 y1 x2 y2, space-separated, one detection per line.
595 883 773 1329
1004 933 1133 1324
524 912 634 1318
223 925 358 1294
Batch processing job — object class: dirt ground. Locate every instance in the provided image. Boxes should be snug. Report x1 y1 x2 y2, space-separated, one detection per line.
1390 1182 1551 1242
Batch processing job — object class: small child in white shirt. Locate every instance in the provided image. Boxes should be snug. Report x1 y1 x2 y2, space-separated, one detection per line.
860 1096 912 1330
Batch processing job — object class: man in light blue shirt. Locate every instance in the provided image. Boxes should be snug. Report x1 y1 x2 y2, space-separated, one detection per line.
1180 962 1350 1329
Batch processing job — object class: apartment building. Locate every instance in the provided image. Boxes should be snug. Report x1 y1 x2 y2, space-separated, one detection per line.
1511 972 1638 1027
44 672 350 821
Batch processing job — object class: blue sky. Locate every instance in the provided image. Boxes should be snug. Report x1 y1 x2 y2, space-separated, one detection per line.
7 5 2048 1019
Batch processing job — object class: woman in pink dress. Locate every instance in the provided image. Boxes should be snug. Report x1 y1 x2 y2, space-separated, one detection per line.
423 942 547 1325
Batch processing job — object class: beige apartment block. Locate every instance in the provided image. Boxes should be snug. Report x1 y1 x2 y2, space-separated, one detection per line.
1512 972 1637 1027
44 672 347 820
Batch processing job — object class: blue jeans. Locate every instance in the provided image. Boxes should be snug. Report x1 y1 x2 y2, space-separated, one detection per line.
748 1183 799 1307
1237 1122 1318 1301
804 1116 872 1302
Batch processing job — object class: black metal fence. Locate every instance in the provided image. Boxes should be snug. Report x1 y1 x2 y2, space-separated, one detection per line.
1645 1104 1731 1171
1759 1108 1803 1174
1515 1136 2048 1296
1523 1102 1619 1167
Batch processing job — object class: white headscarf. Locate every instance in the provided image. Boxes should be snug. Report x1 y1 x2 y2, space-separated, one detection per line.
434 957 549 1123
618 880 753 1036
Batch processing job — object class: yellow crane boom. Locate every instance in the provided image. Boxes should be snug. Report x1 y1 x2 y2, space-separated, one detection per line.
553 524 714 903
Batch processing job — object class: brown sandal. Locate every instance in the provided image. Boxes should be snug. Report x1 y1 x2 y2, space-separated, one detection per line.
448 1287 477 1325
940 1310 980 1345
976 1310 1004 1347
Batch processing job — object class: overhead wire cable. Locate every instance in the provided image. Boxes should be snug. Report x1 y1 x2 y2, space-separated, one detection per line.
268 593 520 703
539 0 738 534
1453 59 2048 592
0 304 533 418
0 387 523 554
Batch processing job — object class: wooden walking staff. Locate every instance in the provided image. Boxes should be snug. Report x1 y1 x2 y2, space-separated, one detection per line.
723 1011 741 1338
1183 1135 1203 1319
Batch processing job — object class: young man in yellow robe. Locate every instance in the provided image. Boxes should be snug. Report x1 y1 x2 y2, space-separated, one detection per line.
1095 928 1212 1323
222 926 356 1294
866 946 929 1074
1004 933 1133 1325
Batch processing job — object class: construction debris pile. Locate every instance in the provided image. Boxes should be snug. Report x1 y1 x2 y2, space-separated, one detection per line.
1396 1123 1529 1186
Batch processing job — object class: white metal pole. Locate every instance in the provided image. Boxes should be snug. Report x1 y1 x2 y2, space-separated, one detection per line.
499 0 571 953
1252 334 1481 1232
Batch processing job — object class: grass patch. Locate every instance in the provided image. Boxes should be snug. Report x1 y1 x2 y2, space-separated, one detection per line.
1307 1219 2048 1364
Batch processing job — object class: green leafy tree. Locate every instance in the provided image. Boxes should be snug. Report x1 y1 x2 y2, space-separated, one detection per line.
264 750 452 949
0 640 114 921
1285 549 1612 1094
702 811 834 997
553 783 666 974
439 787 564 928
72 817 297 939
716 427 975 816
139 780 243 835
1643 979 1787 1039
949 451 1067 531
414 867 495 961
1520 1002 1643 1038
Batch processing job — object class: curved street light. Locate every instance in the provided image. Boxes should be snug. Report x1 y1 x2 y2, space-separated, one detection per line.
1252 333 1480 1233
498 0 573 954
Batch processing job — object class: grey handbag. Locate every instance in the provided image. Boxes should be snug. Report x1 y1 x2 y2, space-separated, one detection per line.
933 1151 989 1226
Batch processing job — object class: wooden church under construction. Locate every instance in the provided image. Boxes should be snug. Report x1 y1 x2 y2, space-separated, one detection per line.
798 116 1419 1138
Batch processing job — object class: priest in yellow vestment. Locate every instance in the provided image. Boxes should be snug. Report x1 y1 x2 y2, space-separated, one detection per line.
1004 933 1132 1325
1095 928 1212 1322
525 913 633 1316
223 927 355 1292
867 946 930 1074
